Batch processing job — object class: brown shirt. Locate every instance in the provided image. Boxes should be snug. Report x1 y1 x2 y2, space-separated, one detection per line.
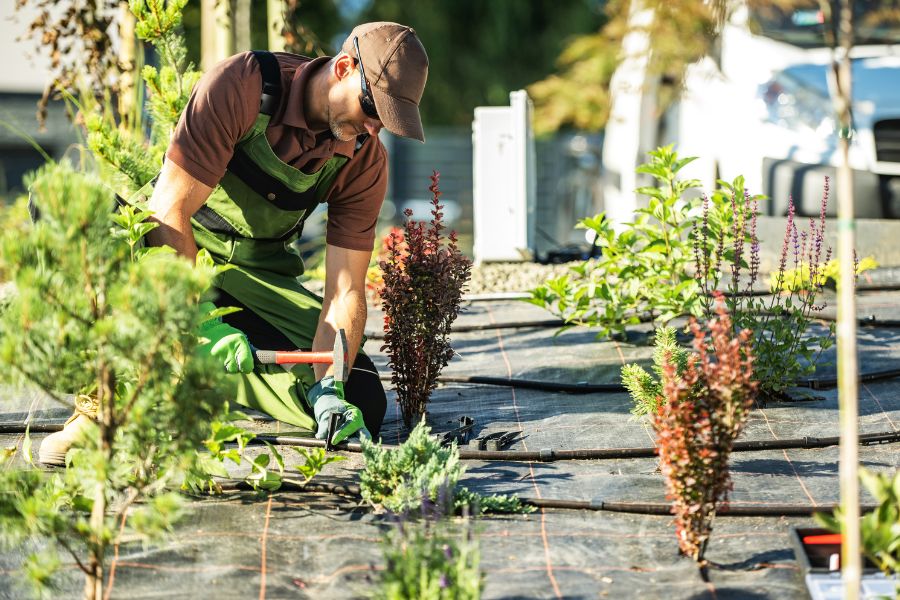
166 52 388 252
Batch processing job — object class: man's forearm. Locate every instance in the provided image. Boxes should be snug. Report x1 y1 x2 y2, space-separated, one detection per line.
311 289 368 381
145 159 214 260
146 209 200 260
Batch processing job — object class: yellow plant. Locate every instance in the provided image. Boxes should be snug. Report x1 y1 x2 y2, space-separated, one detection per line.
771 256 878 292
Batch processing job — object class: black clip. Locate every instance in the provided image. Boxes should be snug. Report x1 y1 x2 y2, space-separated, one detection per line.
325 412 341 452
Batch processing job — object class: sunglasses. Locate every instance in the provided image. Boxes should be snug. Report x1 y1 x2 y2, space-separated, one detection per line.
353 36 380 120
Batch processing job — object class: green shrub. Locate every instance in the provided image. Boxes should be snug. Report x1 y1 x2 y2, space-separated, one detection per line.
359 420 532 515
0 162 228 597
528 145 749 338
621 327 690 417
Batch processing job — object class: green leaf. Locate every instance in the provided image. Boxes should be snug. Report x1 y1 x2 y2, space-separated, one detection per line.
72 495 94 513
198 454 229 478
22 425 34 467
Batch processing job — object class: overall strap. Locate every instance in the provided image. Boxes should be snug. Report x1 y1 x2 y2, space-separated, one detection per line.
252 50 282 115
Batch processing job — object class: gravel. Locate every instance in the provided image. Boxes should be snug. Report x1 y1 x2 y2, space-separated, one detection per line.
464 261 579 296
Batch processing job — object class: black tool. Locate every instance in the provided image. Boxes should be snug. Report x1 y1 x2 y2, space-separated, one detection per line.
440 416 475 446
325 412 342 452
468 431 519 451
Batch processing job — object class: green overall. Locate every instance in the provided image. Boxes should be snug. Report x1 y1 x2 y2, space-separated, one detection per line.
133 51 365 431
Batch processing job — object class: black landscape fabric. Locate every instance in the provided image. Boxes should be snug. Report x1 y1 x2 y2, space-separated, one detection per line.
1 290 898 599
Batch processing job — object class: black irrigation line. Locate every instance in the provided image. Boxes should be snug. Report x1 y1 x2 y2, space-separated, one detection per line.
2 422 897 460
379 366 900 394
240 430 900 462
461 282 900 302
221 477 879 518
364 312 900 339
364 284 900 340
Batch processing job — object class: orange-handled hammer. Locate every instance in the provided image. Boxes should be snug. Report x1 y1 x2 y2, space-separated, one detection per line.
252 329 349 383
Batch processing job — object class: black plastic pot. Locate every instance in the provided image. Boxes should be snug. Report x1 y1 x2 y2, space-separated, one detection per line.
789 527 897 599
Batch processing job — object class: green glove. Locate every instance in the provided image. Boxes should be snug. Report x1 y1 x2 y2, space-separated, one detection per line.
197 301 254 374
306 375 371 444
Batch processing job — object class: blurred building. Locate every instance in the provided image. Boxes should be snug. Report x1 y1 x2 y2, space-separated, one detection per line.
0 8 79 202
382 127 602 261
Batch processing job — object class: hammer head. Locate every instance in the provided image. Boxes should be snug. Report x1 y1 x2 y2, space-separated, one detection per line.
332 329 350 384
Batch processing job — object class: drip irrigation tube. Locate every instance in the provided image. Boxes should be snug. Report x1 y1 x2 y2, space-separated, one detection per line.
364 312 900 340
2 421 897 461
364 318 565 339
242 430 900 461
1 422 897 459
459 283 900 303
380 366 900 394
221 477 879 518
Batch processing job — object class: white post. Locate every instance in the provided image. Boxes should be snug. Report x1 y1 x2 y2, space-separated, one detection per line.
472 90 536 263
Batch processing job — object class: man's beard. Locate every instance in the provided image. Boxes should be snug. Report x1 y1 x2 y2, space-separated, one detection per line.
329 117 357 142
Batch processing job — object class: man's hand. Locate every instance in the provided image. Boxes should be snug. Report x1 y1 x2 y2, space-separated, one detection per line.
306 375 371 444
197 302 254 374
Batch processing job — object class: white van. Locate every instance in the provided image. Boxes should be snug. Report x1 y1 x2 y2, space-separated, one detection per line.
602 0 900 221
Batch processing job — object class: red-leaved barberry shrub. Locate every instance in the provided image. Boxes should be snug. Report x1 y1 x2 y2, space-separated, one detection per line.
367 226 404 305
655 298 758 565
379 171 472 428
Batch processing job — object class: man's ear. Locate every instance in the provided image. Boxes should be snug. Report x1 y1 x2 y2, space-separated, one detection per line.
332 53 355 81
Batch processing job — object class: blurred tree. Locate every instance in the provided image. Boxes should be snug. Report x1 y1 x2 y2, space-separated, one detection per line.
13 0 127 127
529 0 900 135
359 0 606 127
182 0 342 65
529 0 723 135
280 0 340 56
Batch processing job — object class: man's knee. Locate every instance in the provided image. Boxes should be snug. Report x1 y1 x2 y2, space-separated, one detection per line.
346 353 386 439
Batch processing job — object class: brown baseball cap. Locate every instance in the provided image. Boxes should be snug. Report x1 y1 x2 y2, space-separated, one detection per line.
342 22 428 143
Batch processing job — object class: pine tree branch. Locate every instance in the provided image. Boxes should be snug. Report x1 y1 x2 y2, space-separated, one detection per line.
56 535 91 576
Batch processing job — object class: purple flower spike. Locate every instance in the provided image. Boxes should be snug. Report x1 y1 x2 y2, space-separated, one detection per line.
439 574 449 589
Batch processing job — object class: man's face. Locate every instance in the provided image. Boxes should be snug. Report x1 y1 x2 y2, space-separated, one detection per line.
327 57 383 142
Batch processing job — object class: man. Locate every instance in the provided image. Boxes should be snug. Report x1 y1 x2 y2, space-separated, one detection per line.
38 22 428 466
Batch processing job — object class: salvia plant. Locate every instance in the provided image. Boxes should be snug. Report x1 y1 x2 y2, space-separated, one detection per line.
654 300 758 565
0 162 229 599
692 178 844 401
815 468 900 583
359 420 533 515
377 505 483 600
379 171 472 428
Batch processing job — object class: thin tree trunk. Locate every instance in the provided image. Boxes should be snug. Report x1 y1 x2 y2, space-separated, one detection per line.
117 2 136 126
219 0 235 58
83 365 116 600
833 0 861 597
234 0 251 52
83 479 106 600
267 0 285 52
200 0 218 72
